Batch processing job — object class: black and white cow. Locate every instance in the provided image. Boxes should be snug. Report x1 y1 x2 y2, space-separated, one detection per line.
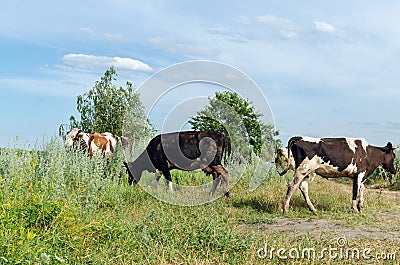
124 131 231 198
281 136 396 214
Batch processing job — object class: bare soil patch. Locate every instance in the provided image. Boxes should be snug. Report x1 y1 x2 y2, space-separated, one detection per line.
239 188 400 242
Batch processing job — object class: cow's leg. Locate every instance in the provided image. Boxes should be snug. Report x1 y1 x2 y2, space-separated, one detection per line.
221 168 230 197
212 165 230 197
356 172 366 212
209 172 221 200
299 179 317 215
357 182 365 212
161 169 173 191
165 179 173 191
351 174 360 213
151 170 162 187
283 169 308 214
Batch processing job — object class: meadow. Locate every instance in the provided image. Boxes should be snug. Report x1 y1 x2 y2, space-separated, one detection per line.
0 137 399 264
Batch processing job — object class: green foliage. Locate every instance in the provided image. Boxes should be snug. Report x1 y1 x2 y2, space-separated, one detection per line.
69 66 154 140
189 91 279 156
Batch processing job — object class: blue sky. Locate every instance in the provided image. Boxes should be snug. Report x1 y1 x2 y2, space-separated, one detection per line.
1 1 400 148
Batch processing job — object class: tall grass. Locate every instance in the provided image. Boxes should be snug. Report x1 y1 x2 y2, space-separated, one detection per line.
0 137 398 264
0 137 257 263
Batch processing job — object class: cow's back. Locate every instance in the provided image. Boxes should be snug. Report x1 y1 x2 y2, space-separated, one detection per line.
291 137 368 172
146 131 227 170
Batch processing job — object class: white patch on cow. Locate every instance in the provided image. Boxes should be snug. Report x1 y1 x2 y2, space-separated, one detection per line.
346 138 357 153
296 155 321 175
81 133 91 145
344 159 358 174
360 139 368 152
358 171 365 186
65 128 80 147
301 136 321 143
102 132 117 155
346 138 368 153
306 155 358 178
65 136 75 147
166 179 173 191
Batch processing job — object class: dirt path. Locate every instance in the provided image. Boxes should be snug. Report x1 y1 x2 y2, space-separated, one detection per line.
240 216 400 241
240 188 400 242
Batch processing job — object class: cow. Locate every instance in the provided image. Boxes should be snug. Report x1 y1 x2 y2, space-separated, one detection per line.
65 128 132 159
280 136 396 214
124 131 231 199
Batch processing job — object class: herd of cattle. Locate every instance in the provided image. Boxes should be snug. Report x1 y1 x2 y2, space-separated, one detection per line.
65 128 397 214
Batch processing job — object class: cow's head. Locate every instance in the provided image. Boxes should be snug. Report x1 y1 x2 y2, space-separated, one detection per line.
380 142 397 174
123 161 142 185
275 148 288 170
65 128 82 148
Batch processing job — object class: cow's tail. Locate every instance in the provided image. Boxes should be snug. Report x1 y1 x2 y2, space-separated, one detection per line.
279 136 301 176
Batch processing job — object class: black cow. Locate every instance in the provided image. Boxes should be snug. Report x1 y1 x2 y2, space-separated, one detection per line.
281 136 396 214
124 131 231 198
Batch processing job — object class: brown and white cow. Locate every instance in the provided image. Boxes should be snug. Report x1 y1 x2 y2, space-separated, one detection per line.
65 128 129 159
281 136 396 214
124 131 231 198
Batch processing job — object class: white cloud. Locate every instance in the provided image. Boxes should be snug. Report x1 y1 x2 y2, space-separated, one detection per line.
207 27 249 43
79 27 125 41
149 37 217 57
314 20 336 34
239 14 299 40
279 29 298 40
62 53 153 72
256 15 293 28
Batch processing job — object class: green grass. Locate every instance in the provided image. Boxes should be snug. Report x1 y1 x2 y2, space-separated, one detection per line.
0 138 399 264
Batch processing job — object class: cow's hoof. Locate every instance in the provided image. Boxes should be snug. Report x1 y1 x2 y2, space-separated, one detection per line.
224 191 231 198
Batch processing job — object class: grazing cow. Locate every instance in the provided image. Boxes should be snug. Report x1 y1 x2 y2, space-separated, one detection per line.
281 136 396 214
65 128 130 159
124 131 231 198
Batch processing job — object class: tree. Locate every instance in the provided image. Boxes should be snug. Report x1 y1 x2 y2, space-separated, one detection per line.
69 66 154 141
189 91 279 156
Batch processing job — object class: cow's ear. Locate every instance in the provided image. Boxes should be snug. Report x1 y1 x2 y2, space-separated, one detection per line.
383 142 393 153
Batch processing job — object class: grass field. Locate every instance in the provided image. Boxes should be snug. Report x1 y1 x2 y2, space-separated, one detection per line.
0 137 399 264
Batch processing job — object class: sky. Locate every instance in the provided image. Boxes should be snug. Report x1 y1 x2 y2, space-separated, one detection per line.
1 1 400 148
